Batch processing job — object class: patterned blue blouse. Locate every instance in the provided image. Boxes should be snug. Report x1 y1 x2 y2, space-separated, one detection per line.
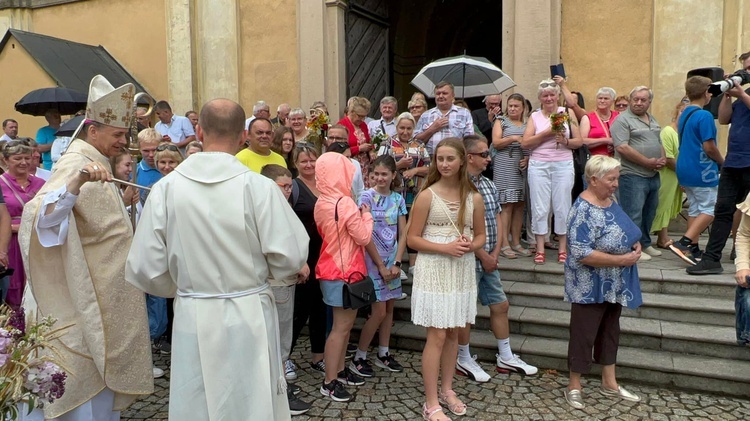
564 197 643 309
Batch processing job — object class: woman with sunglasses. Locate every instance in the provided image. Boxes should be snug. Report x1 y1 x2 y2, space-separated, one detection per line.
0 140 45 308
492 93 531 259
579 87 620 158
522 80 583 265
155 143 183 176
338 97 373 186
614 96 630 113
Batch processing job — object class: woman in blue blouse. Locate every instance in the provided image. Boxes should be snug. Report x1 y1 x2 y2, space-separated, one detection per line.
563 155 643 410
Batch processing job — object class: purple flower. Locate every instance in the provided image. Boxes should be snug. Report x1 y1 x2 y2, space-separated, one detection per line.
8 306 25 337
25 361 67 403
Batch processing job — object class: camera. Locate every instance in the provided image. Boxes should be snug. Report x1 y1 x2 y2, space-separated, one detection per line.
708 69 750 96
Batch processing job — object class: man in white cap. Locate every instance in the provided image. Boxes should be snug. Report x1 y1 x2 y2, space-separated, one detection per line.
126 98 308 420
19 75 153 420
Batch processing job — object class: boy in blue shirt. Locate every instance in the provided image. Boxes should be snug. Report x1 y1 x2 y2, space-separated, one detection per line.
670 76 725 265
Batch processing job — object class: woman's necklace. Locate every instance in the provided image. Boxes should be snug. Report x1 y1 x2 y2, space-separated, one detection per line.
597 110 612 122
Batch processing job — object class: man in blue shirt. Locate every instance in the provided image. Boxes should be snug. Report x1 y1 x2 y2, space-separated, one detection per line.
35 109 61 170
670 76 724 265
689 52 750 275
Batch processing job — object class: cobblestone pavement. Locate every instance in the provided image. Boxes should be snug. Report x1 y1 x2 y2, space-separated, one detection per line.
124 338 750 420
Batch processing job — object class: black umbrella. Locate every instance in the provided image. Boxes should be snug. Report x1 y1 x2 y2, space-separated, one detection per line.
55 115 84 137
15 87 87 116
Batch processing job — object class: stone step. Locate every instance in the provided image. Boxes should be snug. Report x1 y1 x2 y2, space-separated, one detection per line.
502 281 735 327
359 320 750 397
496 258 737 298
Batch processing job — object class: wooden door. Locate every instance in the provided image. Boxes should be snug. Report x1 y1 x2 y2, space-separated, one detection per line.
346 0 390 117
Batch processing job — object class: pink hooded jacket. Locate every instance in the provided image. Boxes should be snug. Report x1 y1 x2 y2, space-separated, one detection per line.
314 152 373 282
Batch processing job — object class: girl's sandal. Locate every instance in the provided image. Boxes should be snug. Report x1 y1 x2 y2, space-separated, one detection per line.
558 251 567 264
423 403 451 421
512 244 532 257
500 246 518 259
438 389 467 416
534 252 546 265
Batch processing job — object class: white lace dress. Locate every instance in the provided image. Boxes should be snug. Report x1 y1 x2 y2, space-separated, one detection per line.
411 189 477 328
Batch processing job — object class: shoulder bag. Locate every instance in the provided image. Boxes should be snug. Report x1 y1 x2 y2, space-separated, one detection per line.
334 198 377 309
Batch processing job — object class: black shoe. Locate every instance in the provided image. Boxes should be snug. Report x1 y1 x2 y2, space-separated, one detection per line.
374 353 404 372
669 242 697 265
320 379 352 402
686 258 723 275
152 337 171 355
288 382 301 395
348 358 374 378
309 360 326 375
287 389 311 415
337 368 365 386
345 343 357 360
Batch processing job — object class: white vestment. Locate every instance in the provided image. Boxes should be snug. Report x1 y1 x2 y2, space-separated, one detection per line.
125 152 309 421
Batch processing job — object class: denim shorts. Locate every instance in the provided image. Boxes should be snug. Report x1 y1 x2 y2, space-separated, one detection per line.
476 269 507 306
684 186 718 217
319 279 346 307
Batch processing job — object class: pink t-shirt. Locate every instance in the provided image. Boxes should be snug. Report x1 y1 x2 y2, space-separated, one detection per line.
529 107 573 162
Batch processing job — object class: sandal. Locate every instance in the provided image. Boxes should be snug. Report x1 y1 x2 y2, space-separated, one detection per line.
544 241 559 250
534 252 545 265
500 246 518 259
423 403 451 421
529 244 537 253
512 244 532 257
438 389 467 416
656 239 674 249
558 251 567 264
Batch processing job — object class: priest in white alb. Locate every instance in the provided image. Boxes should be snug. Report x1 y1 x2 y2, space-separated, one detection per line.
18 75 154 420
125 99 309 421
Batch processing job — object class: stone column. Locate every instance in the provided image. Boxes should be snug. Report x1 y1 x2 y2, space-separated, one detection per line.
195 0 241 104
298 0 326 112
164 0 195 112
324 0 347 119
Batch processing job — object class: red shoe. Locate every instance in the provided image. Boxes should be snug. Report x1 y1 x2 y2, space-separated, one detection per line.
534 252 545 264
558 251 567 264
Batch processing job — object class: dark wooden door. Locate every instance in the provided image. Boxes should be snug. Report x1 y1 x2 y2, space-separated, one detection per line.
346 0 389 117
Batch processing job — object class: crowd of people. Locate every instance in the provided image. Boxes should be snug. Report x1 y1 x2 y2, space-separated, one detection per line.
1 49 749 420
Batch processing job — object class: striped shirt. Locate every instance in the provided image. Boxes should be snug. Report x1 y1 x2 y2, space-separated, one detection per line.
470 173 501 271
414 105 475 155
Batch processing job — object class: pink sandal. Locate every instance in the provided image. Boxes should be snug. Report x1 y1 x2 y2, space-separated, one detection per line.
423 403 451 421
438 389 467 416
534 252 545 265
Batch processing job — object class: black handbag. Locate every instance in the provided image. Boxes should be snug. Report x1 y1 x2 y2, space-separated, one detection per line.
334 198 377 310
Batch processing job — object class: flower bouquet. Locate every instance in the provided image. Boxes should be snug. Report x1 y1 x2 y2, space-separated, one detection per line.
0 306 68 420
370 131 390 155
307 112 330 152
550 112 569 149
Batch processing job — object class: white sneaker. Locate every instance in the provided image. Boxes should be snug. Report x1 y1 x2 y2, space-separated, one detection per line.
285 359 298 381
153 366 164 379
456 355 491 382
638 253 652 262
408 266 415 275
643 246 662 257
400 269 408 280
396 292 408 301
496 354 538 375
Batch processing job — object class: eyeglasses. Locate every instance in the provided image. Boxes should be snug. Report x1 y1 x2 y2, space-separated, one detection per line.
467 151 491 158
539 82 557 88
156 144 180 152
408 105 425 110
614 103 629 108
295 142 316 150
276 182 293 192
327 135 347 142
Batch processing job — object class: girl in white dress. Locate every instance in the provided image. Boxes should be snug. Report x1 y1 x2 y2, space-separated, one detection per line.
407 137 486 420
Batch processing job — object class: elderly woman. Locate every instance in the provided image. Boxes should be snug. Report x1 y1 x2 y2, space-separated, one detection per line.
579 87 620 157
522 79 583 264
0 140 46 307
185 140 203 157
289 108 311 143
564 155 642 410
614 96 630 113
337 96 373 185
408 97 428 123
271 126 297 177
492 93 530 258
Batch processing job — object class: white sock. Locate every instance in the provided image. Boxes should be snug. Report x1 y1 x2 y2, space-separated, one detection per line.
457 344 471 361
355 349 367 361
497 338 513 361
378 346 389 358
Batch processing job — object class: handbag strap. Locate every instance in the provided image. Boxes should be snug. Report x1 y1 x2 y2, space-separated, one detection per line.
427 187 462 236
0 174 28 207
678 107 700 144
333 197 348 281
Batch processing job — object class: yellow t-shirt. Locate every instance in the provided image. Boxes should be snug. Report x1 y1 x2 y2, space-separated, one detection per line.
235 148 287 173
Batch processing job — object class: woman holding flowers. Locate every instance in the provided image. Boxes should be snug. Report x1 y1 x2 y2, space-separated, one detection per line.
522 80 583 265
338 97 373 186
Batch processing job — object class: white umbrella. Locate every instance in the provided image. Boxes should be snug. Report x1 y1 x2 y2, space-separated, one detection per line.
411 55 515 98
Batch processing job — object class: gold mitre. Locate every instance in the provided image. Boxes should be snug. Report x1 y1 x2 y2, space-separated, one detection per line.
85 75 135 129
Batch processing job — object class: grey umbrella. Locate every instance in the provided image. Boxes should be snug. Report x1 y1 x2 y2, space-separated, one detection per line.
411 55 515 98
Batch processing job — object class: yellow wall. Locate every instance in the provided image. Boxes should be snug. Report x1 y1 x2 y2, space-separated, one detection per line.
238 0 300 115
560 0 652 111
30 0 168 103
0 38 57 137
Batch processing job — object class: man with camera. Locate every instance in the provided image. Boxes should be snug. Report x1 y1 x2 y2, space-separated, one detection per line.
688 52 750 275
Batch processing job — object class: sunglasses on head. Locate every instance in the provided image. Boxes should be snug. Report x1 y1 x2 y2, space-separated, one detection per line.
539 82 557 88
467 151 491 158
295 142 316 150
156 144 179 152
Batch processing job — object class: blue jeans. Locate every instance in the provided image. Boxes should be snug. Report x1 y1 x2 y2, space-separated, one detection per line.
147 294 168 340
618 173 660 249
736 286 750 346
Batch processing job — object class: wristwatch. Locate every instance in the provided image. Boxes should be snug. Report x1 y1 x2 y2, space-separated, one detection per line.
394 261 402 267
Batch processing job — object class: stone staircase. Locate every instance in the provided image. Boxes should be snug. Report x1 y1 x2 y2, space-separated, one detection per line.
351 240 750 396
